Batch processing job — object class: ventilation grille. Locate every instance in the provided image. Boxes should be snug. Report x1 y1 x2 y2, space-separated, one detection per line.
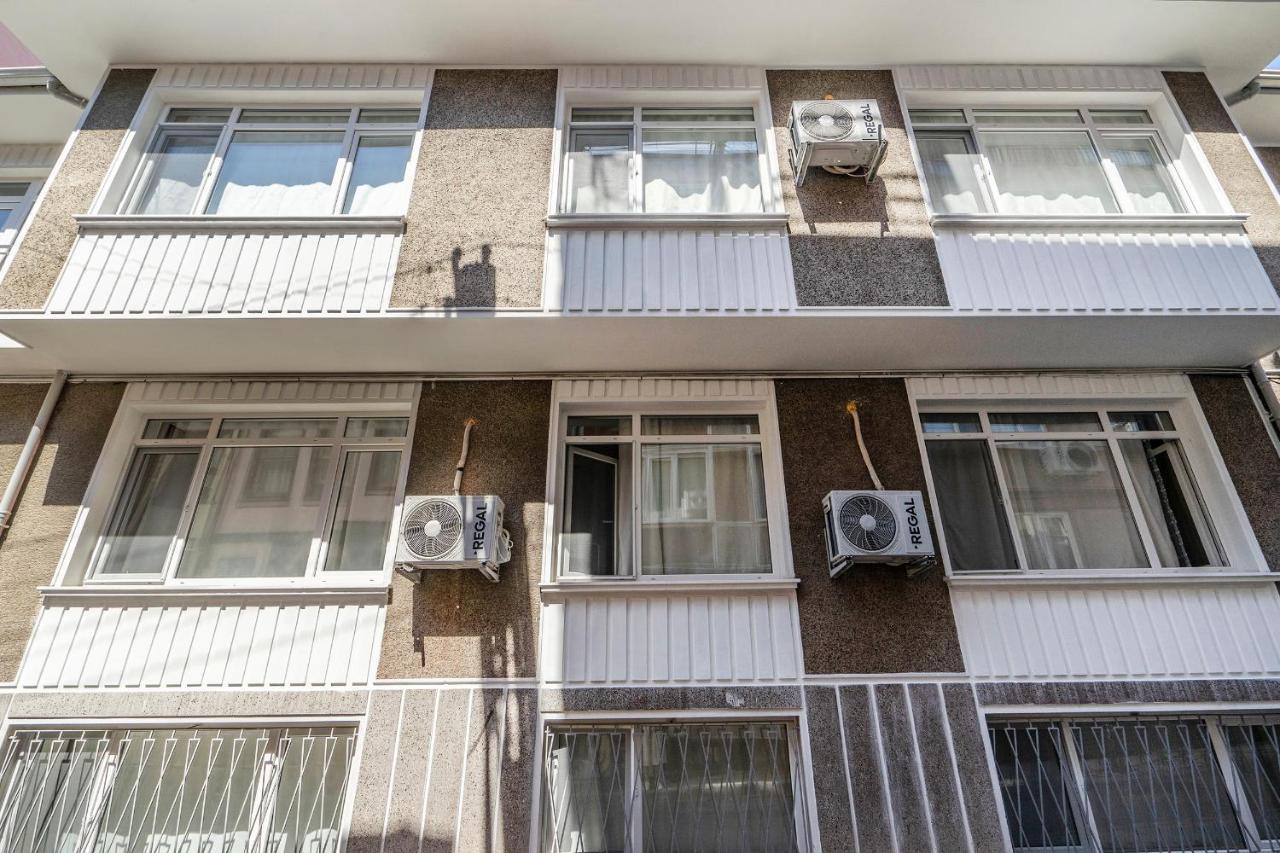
837 493 897 552
401 498 463 559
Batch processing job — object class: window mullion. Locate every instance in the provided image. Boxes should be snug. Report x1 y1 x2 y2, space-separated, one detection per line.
163 440 217 582
193 120 235 215
302 440 345 579
1094 130 1135 216
1107 435 1163 569
330 110 359 215
1056 721 1104 853
627 726 642 853
987 436 1031 573
631 429 642 578
966 127 1002 214
631 107 643 214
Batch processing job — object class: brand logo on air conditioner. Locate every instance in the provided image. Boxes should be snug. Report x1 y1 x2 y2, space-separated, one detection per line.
470 502 488 555
903 497 923 548
859 103 877 137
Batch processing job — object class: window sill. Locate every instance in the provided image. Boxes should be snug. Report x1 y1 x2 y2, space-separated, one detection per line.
38 584 391 606
545 212 790 230
540 577 799 594
946 570 1276 588
929 213 1250 230
74 214 407 235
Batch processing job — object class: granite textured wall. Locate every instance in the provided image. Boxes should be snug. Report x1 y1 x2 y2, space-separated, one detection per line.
0 384 48 486
0 382 124 681
390 70 557 309
378 380 550 679
1191 373 1280 570
765 71 948 307
804 681 1006 853
1257 146 1280 191
0 70 154 310
1165 72 1280 293
774 378 964 673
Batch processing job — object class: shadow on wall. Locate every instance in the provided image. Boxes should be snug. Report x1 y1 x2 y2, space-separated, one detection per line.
445 245 496 308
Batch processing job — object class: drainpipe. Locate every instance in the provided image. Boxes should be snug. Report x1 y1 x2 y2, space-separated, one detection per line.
45 77 87 108
0 370 66 543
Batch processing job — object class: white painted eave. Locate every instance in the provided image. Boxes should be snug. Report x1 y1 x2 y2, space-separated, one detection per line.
6 0 1280 97
0 66 83 145
0 312 1276 375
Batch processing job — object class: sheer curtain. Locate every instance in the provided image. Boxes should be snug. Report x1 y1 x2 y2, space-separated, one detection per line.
207 131 344 216
341 135 413 215
980 131 1118 214
915 134 987 214
923 441 1018 572
1098 135 1185 214
563 129 632 214
133 133 219 215
641 129 763 213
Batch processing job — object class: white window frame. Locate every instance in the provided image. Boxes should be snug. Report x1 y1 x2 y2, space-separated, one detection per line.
0 719 362 853
548 399 791 584
987 713 1280 853
0 179 43 250
533 714 816 853
912 393 1264 579
117 105 422 217
909 106 1197 217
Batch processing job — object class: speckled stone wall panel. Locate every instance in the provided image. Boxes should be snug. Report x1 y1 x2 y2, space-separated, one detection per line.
379 689 438 853
0 382 123 682
377 381 550 679
802 686 856 852
908 682 972 849
874 684 934 851
539 685 803 712
4 688 370 719
1165 72 1280 294
941 684 1008 852
1258 147 1280 190
1190 374 1280 570
837 684 896 852
419 688 470 853
0 70 154 309
774 378 964 673
0 384 49 485
390 70 557 309
766 70 948 307
976 677 1280 707
497 688 538 852
346 690 404 853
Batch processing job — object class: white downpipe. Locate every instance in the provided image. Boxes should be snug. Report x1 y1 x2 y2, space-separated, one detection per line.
0 370 66 538
846 400 885 490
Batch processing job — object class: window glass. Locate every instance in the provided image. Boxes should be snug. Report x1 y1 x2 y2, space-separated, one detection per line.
640 415 759 435
542 729 629 853
1097 135 1185 214
164 108 232 124
909 109 967 125
924 440 1018 572
341 134 413 214
1223 722 1280 842
324 450 402 572
995 440 1148 569
988 412 1102 433
564 128 633 214
919 413 982 434
640 444 770 574
95 449 199 576
206 131 344 216
0 210 11 231
562 443 630 576
218 418 337 439
988 723 1081 850
972 109 1085 126
567 416 632 437
176 444 334 578
142 418 211 439
357 108 419 124
131 132 220 215
915 132 988 214
641 128 763 214
979 130 1119 214
1091 109 1154 125
0 182 31 198
344 417 409 438
570 107 634 123
237 109 349 124
1108 411 1174 432
1118 438 1223 567
641 107 755 123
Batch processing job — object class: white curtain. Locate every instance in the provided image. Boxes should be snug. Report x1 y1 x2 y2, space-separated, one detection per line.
207 131 343 216
980 131 1118 215
641 129 763 213
341 135 413 215
1099 136 1184 214
134 133 219 215
916 134 987 214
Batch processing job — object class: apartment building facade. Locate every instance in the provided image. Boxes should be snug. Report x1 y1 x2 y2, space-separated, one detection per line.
0 6 1278 851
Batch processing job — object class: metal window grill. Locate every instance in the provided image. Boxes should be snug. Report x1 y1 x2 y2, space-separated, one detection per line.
541 722 809 853
0 726 356 853
990 716 1280 853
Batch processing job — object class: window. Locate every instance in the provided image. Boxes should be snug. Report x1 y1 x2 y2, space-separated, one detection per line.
541 722 810 853
0 725 355 853
990 716 1280 852
123 106 419 216
561 107 765 215
558 413 775 578
910 108 1188 215
91 415 408 582
919 409 1223 573
0 181 38 247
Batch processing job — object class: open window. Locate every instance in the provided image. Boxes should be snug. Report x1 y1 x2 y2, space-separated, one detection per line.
555 411 781 580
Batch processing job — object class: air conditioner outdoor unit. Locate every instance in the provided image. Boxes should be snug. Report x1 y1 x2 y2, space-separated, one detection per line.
789 99 888 186
823 490 935 577
1040 442 1106 476
395 495 510 583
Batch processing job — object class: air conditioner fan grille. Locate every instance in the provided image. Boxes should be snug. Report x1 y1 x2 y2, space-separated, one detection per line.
799 102 855 141
837 494 897 553
402 499 463 559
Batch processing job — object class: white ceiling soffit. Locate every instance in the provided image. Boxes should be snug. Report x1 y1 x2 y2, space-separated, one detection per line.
1231 73 1280 147
6 0 1280 96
